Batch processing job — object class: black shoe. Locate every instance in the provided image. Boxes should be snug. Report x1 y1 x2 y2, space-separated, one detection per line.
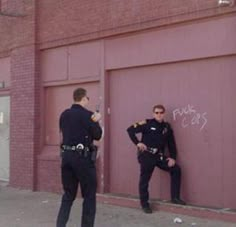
171 198 186 205
142 206 152 213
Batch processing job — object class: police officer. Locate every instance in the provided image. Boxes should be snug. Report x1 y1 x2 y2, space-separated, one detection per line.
127 104 186 213
56 88 102 227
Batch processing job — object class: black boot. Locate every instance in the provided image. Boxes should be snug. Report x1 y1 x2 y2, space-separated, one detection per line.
171 198 186 205
142 204 152 213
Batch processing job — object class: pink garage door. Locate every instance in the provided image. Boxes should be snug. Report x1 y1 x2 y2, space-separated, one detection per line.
108 56 236 209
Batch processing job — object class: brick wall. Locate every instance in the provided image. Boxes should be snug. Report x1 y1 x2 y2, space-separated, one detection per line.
37 159 61 193
10 44 40 189
7 0 40 190
38 0 236 49
0 0 235 192
1 1 235 54
0 12 12 54
0 0 35 53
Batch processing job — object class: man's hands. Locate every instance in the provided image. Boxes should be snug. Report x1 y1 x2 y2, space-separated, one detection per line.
166 157 176 167
136 144 176 167
91 112 102 122
137 143 147 152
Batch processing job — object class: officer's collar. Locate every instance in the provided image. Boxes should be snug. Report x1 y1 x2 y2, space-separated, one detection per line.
153 118 165 124
71 104 84 109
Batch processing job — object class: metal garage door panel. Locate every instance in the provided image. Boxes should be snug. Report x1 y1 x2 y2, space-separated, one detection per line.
109 57 236 208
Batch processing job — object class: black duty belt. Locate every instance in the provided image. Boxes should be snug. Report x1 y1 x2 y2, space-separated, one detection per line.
146 147 164 160
147 147 160 154
61 144 90 156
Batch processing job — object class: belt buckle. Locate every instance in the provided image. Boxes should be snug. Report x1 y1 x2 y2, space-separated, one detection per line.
153 148 158 154
76 143 84 150
71 146 76 151
149 147 158 154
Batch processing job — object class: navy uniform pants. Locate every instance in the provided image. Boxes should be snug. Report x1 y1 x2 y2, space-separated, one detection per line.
138 152 181 208
56 151 97 227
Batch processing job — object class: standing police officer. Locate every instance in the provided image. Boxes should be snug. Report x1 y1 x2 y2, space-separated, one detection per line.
56 88 102 227
127 104 186 214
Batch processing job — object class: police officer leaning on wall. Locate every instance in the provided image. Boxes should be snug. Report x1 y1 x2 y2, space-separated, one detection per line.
127 104 186 214
56 88 102 227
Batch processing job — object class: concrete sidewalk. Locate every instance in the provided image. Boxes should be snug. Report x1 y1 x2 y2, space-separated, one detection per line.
0 184 235 227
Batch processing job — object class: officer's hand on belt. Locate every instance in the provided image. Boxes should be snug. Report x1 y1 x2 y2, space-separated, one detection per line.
91 112 102 122
167 158 175 167
137 143 147 152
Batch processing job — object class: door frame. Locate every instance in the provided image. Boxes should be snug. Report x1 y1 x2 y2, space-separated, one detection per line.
0 92 10 182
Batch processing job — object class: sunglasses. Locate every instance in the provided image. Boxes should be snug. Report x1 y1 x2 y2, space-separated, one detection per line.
154 111 164 115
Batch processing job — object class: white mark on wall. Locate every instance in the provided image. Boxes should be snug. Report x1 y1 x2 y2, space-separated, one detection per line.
0 112 3 124
172 104 207 131
0 167 8 181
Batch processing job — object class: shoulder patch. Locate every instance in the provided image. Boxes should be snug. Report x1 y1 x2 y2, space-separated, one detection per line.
133 120 147 128
133 123 138 128
138 120 147 125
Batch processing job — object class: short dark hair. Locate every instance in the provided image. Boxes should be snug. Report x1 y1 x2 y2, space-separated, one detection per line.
73 88 87 102
153 104 165 113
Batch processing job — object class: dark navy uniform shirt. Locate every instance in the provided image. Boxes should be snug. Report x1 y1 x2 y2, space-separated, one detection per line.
60 104 102 146
127 119 177 159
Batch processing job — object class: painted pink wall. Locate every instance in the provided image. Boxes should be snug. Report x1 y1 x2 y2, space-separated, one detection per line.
41 47 68 82
68 42 102 80
39 15 236 209
41 41 102 83
105 16 236 70
108 56 236 209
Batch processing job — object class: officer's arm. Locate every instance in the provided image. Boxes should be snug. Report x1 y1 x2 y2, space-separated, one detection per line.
90 121 103 140
127 121 146 145
88 112 103 140
59 131 63 144
59 112 64 145
167 126 177 160
59 113 64 156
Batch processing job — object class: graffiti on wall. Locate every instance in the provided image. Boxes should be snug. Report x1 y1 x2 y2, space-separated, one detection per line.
172 104 207 131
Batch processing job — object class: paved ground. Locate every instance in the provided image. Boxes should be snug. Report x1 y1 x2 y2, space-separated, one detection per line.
0 184 235 227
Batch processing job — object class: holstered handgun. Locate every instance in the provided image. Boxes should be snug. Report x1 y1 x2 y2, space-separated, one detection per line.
90 144 98 162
